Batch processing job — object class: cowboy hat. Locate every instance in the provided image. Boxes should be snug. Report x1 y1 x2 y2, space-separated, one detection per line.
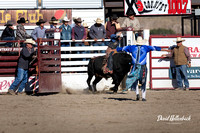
95 18 103 24
135 36 147 45
49 16 59 24
36 19 46 25
75 17 83 23
126 10 135 16
17 17 28 24
4 21 13 26
108 41 119 49
83 23 88 28
24 38 36 45
62 16 70 22
111 14 118 20
173 37 185 43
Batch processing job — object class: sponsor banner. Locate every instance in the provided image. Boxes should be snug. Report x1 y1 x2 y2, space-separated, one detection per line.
124 0 191 15
0 76 36 93
0 9 72 26
0 47 22 52
169 67 200 79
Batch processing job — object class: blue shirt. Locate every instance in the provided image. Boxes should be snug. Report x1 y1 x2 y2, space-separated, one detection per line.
117 45 161 65
31 26 46 40
59 24 72 40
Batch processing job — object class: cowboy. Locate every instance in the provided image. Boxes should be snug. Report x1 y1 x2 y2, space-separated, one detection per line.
72 17 87 59
7 38 37 95
1 21 15 47
121 10 140 39
16 17 31 45
49 16 59 29
117 36 168 101
31 19 46 42
59 17 72 47
103 32 123 74
105 14 121 39
89 18 106 53
161 37 191 91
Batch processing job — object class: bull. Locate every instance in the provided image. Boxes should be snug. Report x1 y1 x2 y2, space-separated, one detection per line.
87 52 132 93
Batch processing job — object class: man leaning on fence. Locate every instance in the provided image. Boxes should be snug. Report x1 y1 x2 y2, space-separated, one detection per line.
16 17 31 47
1 21 15 47
7 39 37 95
31 19 46 43
89 18 106 53
161 37 191 91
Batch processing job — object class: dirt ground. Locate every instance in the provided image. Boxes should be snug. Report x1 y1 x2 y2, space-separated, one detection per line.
0 89 200 133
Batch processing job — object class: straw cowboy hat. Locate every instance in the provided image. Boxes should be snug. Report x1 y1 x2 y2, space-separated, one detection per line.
4 21 13 26
17 17 28 24
49 17 59 24
24 38 36 45
62 16 70 22
36 19 46 25
135 36 147 45
95 18 103 24
83 23 88 27
173 37 185 43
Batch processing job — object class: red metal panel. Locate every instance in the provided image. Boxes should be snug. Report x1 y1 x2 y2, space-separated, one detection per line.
0 62 17 67
40 54 60 59
39 46 60 50
0 68 16 73
37 39 62 93
0 56 19 60
38 73 61 93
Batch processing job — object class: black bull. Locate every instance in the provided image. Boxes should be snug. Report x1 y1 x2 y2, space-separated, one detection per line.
87 53 132 93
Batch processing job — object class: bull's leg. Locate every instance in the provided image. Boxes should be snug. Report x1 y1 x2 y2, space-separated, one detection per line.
111 74 124 93
92 76 102 92
87 74 93 92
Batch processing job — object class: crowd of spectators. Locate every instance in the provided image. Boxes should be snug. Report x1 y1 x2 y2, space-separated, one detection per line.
0 11 140 49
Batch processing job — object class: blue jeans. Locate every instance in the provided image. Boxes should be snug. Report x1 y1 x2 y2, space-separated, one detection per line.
9 67 28 92
2 37 15 47
92 42 105 53
175 65 189 88
75 43 89 61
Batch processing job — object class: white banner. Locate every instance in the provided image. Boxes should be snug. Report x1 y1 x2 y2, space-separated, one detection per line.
124 0 191 15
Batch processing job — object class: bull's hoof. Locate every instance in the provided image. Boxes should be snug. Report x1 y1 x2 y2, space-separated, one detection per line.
136 94 140 101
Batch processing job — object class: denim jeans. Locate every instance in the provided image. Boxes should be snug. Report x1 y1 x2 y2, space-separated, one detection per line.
2 37 15 47
175 65 189 88
92 42 105 53
9 67 28 92
75 43 89 61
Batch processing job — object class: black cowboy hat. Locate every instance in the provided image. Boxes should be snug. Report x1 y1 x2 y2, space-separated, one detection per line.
75 17 83 23
17 17 28 24
36 19 46 25
126 10 135 16
4 20 13 26
49 16 59 24
111 14 118 20
108 41 119 49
